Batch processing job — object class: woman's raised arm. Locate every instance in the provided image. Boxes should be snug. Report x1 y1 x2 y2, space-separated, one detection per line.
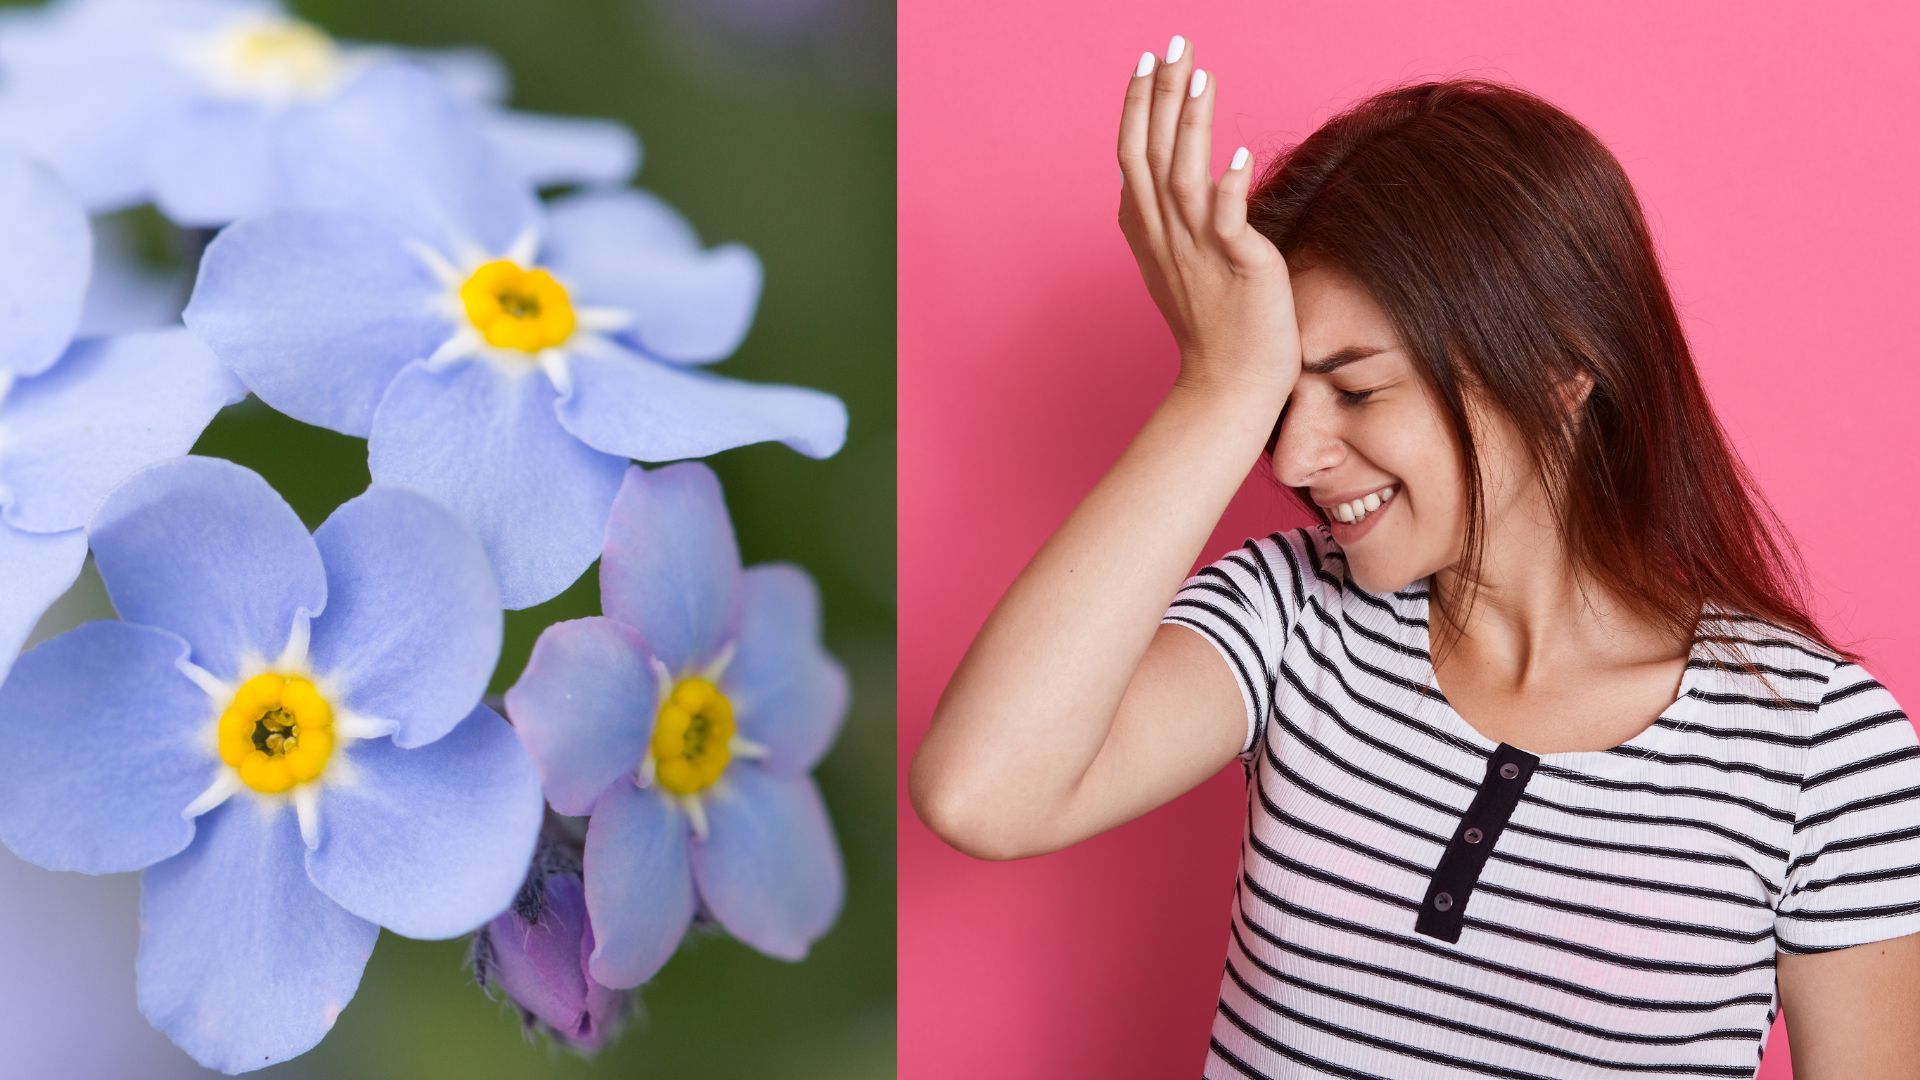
908 37 1302 860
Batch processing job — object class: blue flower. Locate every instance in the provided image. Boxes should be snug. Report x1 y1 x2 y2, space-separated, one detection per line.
0 146 242 687
505 462 849 988
0 0 638 223
182 64 849 608
0 456 544 1073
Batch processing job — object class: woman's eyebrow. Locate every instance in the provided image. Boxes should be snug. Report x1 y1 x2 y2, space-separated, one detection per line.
1302 345 1394 375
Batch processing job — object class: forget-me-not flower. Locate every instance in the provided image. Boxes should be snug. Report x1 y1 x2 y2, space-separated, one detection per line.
0 0 638 223
505 462 849 988
0 456 544 1073
182 63 848 609
0 146 242 687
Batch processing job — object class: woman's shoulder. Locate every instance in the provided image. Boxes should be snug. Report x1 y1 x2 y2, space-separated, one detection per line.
1221 524 1424 627
1219 524 1344 605
1693 607 1846 683
1689 606 1902 727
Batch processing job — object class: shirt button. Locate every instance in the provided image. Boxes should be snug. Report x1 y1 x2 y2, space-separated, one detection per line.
1500 762 1519 779
1463 826 1483 844
1433 892 1454 911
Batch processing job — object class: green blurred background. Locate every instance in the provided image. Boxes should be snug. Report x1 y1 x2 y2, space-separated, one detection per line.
2 0 896 1076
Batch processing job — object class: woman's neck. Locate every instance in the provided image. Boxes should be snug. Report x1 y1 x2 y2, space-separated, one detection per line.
1428 506 1685 690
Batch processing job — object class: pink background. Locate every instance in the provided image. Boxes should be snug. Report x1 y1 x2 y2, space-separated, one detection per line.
898 2 1920 1077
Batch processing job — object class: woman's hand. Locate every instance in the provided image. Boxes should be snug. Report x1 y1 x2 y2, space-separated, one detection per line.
1118 37 1301 400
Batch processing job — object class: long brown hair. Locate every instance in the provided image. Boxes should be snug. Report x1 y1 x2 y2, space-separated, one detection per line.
1247 77 1858 675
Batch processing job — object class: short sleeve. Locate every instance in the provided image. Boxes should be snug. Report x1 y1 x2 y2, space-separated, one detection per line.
1774 663 1920 953
1158 530 1305 761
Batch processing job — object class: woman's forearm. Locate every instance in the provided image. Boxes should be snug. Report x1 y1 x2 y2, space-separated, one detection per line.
910 377 1287 855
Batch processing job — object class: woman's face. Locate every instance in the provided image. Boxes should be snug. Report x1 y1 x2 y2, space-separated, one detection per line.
1270 264 1541 595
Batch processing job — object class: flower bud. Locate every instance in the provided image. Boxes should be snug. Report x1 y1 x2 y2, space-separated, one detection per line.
472 835 629 1053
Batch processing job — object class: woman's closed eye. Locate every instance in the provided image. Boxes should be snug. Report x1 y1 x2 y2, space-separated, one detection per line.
1337 387 1381 406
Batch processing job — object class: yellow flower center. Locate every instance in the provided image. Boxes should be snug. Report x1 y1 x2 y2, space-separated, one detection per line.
217 674 335 795
198 15 345 102
651 677 734 796
231 19 336 85
458 259 577 353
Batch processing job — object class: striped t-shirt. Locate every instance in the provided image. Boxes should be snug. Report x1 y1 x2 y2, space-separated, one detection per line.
1160 524 1920 1079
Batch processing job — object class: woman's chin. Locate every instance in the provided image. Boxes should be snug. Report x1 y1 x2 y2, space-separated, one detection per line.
1347 559 1424 596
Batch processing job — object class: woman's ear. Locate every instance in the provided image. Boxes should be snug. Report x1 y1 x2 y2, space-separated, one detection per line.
1557 369 1595 418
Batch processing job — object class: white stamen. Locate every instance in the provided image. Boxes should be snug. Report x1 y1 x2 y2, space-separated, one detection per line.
699 640 737 682
505 226 540 267
293 786 323 848
574 306 634 333
537 349 573 397
682 793 710 842
406 240 465 289
176 658 233 703
275 611 311 671
635 754 657 789
333 710 398 742
729 735 770 760
424 328 484 371
449 240 490 273
649 656 676 707
182 772 240 819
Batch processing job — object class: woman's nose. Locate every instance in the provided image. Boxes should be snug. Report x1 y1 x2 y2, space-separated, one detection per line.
1272 405 1345 488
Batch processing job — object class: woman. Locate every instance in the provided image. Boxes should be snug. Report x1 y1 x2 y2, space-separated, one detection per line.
908 36 1920 1077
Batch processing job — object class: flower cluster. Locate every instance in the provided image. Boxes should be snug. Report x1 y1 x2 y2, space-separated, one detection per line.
0 3 852 1074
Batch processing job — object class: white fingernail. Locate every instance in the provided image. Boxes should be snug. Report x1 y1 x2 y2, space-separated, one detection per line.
1166 35 1185 63
1230 146 1249 170
1135 51 1155 77
1189 69 1207 98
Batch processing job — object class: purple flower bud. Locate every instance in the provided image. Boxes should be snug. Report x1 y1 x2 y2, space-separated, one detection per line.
472 836 630 1053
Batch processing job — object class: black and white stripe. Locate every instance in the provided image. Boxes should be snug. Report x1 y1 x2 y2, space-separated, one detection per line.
1162 526 1920 1078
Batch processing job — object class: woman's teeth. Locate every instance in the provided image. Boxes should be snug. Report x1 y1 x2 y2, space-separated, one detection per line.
1334 485 1395 524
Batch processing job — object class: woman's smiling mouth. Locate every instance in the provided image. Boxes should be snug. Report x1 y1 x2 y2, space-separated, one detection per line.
1317 484 1397 540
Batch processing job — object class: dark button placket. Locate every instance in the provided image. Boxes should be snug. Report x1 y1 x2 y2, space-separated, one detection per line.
1415 742 1538 944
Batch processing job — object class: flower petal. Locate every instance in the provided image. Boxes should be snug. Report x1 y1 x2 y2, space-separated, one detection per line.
689 767 843 961
183 209 453 438
599 462 740 675
487 110 640 190
540 189 750 363
88 456 327 681
0 521 86 687
146 100 273 227
0 145 90 380
504 616 656 816
724 564 850 775
0 328 245 533
138 799 377 1075
0 81 169 212
0 621 212 874
0 0 198 213
273 62 537 260
305 704 542 940
307 486 500 749
583 780 695 989
368 360 623 610
554 344 848 463
405 44 509 105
